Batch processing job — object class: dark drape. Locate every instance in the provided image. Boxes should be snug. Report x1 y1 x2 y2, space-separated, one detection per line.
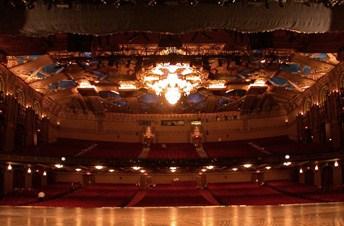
0 2 344 36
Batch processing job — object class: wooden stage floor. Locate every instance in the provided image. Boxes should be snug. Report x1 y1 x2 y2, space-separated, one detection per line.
1 203 344 226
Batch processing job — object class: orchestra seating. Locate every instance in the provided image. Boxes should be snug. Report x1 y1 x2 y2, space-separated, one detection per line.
33 183 139 207
207 182 312 205
135 181 211 206
147 143 200 159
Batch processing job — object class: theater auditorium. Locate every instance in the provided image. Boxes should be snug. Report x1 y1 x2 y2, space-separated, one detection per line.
0 0 344 225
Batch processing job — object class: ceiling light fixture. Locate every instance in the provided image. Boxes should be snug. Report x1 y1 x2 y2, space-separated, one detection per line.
95 165 104 170
232 167 238 171
132 166 141 171
75 168 82 172
243 163 252 168
143 63 202 105
54 164 63 169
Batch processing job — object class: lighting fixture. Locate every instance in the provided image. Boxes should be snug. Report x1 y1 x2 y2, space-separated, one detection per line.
27 168 32 174
140 169 146 173
299 168 303 174
206 165 214 170
201 168 207 172
43 171 47 176
75 168 82 172
61 156 66 161
132 166 141 171
108 169 115 173
170 167 177 173
283 161 292 166
243 163 252 168
334 161 339 167
284 154 290 160
55 164 63 169
232 167 238 171
142 63 203 105
265 166 271 170
95 165 104 170
315 165 319 171
7 164 12 171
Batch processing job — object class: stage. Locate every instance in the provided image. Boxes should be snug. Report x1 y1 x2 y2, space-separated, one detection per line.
0 203 344 226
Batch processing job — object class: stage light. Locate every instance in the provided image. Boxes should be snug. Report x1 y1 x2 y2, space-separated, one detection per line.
243 163 252 168
7 164 12 171
95 165 104 170
75 168 82 172
55 164 63 169
265 166 271 170
285 154 290 160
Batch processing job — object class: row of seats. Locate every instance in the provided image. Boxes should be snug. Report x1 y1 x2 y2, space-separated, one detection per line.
2 181 344 207
23 136 330 160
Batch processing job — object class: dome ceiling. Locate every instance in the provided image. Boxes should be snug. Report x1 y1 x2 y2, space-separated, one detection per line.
6 47 339 115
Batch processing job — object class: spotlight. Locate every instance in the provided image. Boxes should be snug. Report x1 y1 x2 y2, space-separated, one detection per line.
7 164 12 171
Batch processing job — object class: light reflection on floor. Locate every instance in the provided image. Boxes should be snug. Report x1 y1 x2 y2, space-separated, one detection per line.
1 203 344 226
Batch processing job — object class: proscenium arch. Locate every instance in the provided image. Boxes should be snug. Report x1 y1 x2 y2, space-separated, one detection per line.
319 86 329 106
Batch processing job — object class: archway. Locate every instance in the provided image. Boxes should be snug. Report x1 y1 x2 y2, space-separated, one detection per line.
305 169 315 186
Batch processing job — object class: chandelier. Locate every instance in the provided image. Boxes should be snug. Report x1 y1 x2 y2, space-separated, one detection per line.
143 63 202 105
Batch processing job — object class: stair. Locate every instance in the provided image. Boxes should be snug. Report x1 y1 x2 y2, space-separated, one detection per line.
200 189 220 205
127 190 146 207
138 147 150 158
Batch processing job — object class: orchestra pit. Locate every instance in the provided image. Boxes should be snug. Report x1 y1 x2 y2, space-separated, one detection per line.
1 0 344 225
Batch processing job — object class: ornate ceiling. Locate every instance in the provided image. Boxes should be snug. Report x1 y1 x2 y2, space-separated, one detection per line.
6 47 338 115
